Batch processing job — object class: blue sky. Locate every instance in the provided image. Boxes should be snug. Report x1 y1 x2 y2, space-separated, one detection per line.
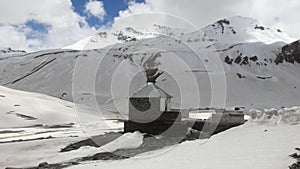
72 0 145 28
25 0 146 36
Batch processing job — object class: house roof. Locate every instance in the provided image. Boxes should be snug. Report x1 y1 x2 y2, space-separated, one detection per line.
130 82 173 98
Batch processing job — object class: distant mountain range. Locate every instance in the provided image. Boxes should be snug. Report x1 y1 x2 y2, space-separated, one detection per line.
64 16 295 50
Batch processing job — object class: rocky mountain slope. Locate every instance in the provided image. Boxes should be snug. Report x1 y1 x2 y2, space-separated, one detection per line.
276 40 300 64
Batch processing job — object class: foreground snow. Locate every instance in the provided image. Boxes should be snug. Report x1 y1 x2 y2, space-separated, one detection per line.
0 86 123 168
62 131 144 158
68 108 300 169
69 123 300 169
0 86 299 169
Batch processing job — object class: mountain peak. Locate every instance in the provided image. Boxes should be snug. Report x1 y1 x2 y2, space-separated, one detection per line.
201 16 295 44
64 24 185 50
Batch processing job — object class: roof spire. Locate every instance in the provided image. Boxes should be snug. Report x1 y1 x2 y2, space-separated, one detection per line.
145 68 163 84
142 53 163 84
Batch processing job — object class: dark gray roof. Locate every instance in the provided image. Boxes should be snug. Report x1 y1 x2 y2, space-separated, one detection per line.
130 83 173 98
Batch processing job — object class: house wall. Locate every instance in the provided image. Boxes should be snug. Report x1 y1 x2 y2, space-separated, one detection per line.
160 98 166 111
211 113 244 124
129 98 162 123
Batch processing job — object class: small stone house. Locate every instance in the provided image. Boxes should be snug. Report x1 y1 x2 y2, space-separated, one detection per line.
128 82 173 123
125 82 186 136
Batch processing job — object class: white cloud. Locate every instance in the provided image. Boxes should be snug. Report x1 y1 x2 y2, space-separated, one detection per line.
0 25 29 50
85 0 106 21
0 0 96 51
238 0 300 39
113 0 300 38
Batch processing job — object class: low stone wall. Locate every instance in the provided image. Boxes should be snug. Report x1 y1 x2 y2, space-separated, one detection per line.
124 121 188 137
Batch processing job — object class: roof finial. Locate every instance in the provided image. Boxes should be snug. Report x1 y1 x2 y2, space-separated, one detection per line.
145 68 163 83
143 53 163 84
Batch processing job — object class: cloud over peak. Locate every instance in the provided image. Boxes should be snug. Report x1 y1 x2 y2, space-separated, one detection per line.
85 0 106 21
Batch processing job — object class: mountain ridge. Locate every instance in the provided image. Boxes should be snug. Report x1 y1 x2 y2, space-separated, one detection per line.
64 16 296 50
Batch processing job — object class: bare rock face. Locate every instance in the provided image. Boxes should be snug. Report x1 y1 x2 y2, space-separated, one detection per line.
289 148 300 169
224 56 233 64
276 40 300 64
38 162 49 168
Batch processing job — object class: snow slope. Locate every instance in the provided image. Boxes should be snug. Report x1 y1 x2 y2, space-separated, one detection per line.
0 85 99 128
0 86 123 168
0 85 122 135
0 39 299 113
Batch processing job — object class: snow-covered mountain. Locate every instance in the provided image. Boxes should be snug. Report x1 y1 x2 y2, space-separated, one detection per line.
0 48 26 59
0 16 299 114
64 24 185 50
0 48 26 54
64 16 295 50
201 16 295 44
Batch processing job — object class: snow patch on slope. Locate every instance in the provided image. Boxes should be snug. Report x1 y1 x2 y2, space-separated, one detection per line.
248 106 300 125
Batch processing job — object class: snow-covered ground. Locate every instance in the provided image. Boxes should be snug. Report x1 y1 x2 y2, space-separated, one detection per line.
0 86 299 169
0 86 123 168
0 131 142 168
68 115 300 169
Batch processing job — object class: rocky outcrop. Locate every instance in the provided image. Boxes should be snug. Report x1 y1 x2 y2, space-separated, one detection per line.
289 148 300 169
276 40 300 64
224 56 233 64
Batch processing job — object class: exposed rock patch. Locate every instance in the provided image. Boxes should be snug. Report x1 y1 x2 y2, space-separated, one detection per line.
224 56 233 65
276 40 300 64
289 148 300 169
237 73 246 79
249 56 258 62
